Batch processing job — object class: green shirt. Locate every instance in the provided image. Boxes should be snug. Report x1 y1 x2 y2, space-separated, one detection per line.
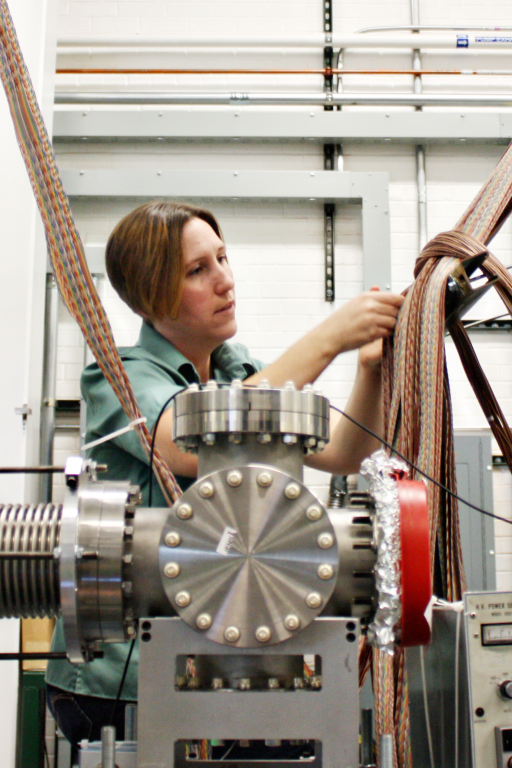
46 322 264 699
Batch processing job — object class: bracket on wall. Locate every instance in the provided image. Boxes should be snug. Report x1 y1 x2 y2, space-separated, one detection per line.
61 168 391 293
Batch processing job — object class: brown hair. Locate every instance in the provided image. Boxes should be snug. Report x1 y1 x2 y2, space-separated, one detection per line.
105 201 223 320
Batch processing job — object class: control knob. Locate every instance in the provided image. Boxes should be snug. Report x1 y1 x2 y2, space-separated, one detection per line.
499 680 512 699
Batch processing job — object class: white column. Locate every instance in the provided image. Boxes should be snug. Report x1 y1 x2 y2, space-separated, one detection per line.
0 1 57 766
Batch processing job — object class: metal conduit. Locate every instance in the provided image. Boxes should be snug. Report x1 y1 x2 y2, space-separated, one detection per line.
55 92 512 107
412 0 428 254
40 275 59 503
56 33 512 50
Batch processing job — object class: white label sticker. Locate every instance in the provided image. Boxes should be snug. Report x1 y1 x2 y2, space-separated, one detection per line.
216 527 237 555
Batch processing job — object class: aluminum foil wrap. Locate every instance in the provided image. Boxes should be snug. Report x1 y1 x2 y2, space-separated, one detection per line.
360 449 408 654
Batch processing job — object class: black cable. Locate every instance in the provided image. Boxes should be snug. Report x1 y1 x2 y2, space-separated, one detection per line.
148 387 186 507
109 636 136 728
331 403 512 527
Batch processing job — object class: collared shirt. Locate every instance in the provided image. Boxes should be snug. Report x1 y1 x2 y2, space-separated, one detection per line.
46 322 264 699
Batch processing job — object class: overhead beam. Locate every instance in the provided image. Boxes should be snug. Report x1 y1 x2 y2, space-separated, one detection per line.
61 169 391 292
53 109 512 142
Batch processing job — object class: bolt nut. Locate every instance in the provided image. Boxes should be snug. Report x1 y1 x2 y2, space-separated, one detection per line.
302 383 314 392
224 625 241 643
306 504 323 521
255 625 271 643
196 613 213 630
284 614 300 631
283 434 298 445
257 471 273 488
284 381 296 390
268 677 280 689
258 379 271 389
187 382 200 392
202 433 216 445
230 378 243 389
317 532 334 549
317 564 334 580
212 677 224 689
164 562 180 579
293 677 305 689
177 503 193 520
306 592 323 609
205 379 218 390
285 483 301 500
199 482 215 499
228 432 242 444
304 437 317 447
239 678 251 690
165 531 181 548
227 470 243 487
175 590 191 607
310 675 322 689
257 433 272 444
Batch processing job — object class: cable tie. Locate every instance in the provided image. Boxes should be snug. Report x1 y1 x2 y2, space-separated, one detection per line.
82 417 147 452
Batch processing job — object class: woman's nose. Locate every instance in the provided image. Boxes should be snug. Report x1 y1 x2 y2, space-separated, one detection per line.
215 263 235 293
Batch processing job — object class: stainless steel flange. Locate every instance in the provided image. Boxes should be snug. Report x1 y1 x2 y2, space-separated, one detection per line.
159 464 337 647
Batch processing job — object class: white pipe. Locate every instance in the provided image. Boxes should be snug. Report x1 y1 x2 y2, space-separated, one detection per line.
55 91 512 107
56 32 512 52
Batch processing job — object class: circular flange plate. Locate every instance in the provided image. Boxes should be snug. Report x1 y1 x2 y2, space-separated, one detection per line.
159 464 338 647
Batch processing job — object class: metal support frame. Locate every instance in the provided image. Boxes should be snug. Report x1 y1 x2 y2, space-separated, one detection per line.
52 108 512 142
61 169 391 292
137 617 359 768
39 274 59 502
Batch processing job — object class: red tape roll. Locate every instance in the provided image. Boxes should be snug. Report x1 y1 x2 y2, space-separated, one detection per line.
397 479 432 647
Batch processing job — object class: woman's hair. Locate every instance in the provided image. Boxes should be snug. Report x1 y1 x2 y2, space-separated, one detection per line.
105 201 223 320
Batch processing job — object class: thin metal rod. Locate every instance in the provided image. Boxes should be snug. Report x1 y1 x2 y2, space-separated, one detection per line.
357 25 512 33
0 466 64 474
40 275 59 503
56 67 512 76
55 92 512 107
0 652 68 661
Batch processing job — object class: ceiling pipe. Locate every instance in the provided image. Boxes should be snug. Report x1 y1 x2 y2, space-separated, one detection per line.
55 68 512 77
54 92 512 107
56 33 512 52
357 25 512 33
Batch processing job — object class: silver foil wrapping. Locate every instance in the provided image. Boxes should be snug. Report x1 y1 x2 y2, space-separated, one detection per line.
360 449 408 654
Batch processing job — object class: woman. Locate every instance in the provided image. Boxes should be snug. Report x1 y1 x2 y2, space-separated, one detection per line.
46 201 403 745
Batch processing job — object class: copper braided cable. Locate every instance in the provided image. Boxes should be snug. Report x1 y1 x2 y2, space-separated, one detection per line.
0 1 182 506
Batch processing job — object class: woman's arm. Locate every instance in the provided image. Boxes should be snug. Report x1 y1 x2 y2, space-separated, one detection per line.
243 289 402 390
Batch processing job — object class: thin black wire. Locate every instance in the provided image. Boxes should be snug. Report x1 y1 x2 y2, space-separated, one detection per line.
109 636 136 728
148 387 186 507
331 403 512 527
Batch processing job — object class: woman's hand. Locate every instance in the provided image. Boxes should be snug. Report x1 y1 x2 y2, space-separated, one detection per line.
326 286 404 357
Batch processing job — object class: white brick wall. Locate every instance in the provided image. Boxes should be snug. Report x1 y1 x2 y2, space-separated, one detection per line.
50 0 512 586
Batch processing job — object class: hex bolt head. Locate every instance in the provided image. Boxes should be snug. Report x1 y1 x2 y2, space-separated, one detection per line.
302 383 314 392
227 470 243 487
165 531 181 548
224 625 241 643
199 482 215 499
283 434 298 445
205 379 218 390
258 379 271 389
175 590 191 607
284 614 300 631
317 564 334 580
239 678 251 690
310 675 322 689
230 378 243 389
306 592 323 609
196 613 213 630
257 433 272 444
187 382 200 392
293 677 305 689
306 504 323 521
285 483 301 500
257 471 273 488
268 677 280 689
202 433 216 445
164 562 180 579
317 532 335 549
317 440 326 451
284 380 296 391
177 503 193 520
255 625 271 643
212 677 224 689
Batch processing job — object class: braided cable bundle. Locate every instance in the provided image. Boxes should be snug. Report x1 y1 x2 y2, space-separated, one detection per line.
0 1 181 505
371 141 512 768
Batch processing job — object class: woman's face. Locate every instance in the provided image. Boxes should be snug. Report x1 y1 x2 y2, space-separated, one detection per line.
161 217 237 351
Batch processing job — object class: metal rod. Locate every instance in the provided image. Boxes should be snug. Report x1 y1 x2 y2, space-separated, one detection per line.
54 92 512 106
101 725 117 768
416 145 428 251
0 652 69 661
0 466 64 474
56 67 512 76
357 25 512 33
40 275 59 503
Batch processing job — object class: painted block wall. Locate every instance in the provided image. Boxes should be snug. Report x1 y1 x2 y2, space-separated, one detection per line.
52 0 512 590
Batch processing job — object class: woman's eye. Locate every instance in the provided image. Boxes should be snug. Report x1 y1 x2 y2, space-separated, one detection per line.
188 266 202 276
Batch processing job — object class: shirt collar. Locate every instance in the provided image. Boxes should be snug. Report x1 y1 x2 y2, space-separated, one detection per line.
136 321 256 383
